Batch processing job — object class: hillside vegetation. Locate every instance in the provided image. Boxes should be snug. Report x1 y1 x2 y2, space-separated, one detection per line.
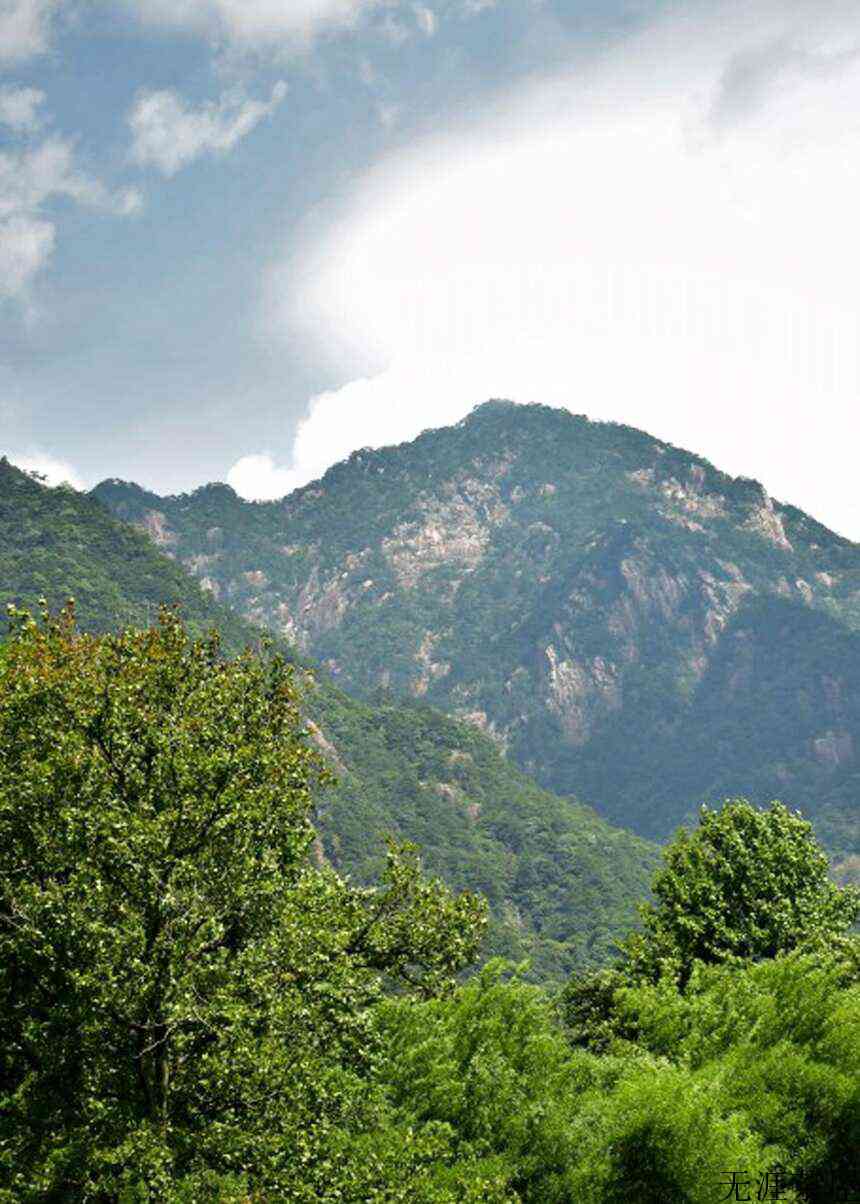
0 459 655 978
3 614 857 1200
309 690 655 977
94 401 860 855
0 458 254 648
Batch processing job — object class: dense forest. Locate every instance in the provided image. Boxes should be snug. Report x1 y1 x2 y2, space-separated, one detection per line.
1 608 858 1201
0 458 257 650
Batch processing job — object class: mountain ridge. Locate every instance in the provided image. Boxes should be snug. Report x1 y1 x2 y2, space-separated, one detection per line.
93 401 860 857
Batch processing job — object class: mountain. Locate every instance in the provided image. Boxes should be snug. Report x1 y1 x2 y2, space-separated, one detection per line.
0 457 254 649
0 456 656 978
93 401 860 858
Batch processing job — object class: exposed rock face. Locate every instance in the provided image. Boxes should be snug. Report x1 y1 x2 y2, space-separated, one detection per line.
413 631 451 697
185 553 219 574
305 719 346 773
139 510 176 548
382 471 509 589
384 511 486 587
456 709 509 752
93 401 860 849
812 731 854 771
544 646 620 746
629 465 729 530
745 493 794 552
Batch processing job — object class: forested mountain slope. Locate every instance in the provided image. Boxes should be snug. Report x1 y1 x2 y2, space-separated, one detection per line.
94 401 860 856
0 457 254 648
0 457 655 977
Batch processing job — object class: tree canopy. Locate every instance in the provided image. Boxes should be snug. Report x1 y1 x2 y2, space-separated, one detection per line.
561 798 860 1052
623 798 860 985
0 606 486 1200
1 606 859 1201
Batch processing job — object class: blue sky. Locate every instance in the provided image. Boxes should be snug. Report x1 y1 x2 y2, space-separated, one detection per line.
2 0 860 539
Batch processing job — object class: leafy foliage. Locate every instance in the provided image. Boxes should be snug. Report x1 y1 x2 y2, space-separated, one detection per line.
376 805 859 1201
613 954 860 1201
0 608 485 1200
375 960 805 1203
621 799 860 984
377 962 598 1202
307 691 656 980
561 799 860 1041
1 620 858 1200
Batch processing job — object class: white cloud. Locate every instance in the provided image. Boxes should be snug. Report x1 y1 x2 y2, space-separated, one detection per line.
0 136 143 298
460 0 497 14
0 213 54 297
226 362 506 499
128 82 287 176
710 23 860 129
226 452 299 501
0 137 143 218
0 0 58 63
6 451 84 489
414 5 436 36
125 0 381 48
259 0 860 539
0 85 45 132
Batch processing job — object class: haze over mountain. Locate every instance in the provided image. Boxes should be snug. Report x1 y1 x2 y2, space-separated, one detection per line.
94 402 860 860
0 455 656 979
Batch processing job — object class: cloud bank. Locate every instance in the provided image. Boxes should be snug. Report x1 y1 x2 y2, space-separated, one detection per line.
0 84 45 131
240 0 860 539
0 134 143 299
227 452 297 501
123 0 491 55
0 213 54 298
125 0 382 49
6 451 84 489
0 0 58 63
129 82 287 176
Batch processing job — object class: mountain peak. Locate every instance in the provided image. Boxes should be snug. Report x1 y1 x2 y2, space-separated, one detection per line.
92 406 860 856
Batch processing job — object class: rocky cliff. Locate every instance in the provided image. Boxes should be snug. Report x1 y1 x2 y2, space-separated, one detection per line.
93 401 860 855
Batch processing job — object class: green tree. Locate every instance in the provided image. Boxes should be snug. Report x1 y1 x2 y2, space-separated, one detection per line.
561 799 860 1052
377 961 587 1202
565 1060 774 1204
376 961 782 1203
0 605 486 1201
556 966 635 1054
622 799 859 986
615 953 860 1201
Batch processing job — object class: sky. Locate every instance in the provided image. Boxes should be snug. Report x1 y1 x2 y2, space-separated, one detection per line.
1 0 860 539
